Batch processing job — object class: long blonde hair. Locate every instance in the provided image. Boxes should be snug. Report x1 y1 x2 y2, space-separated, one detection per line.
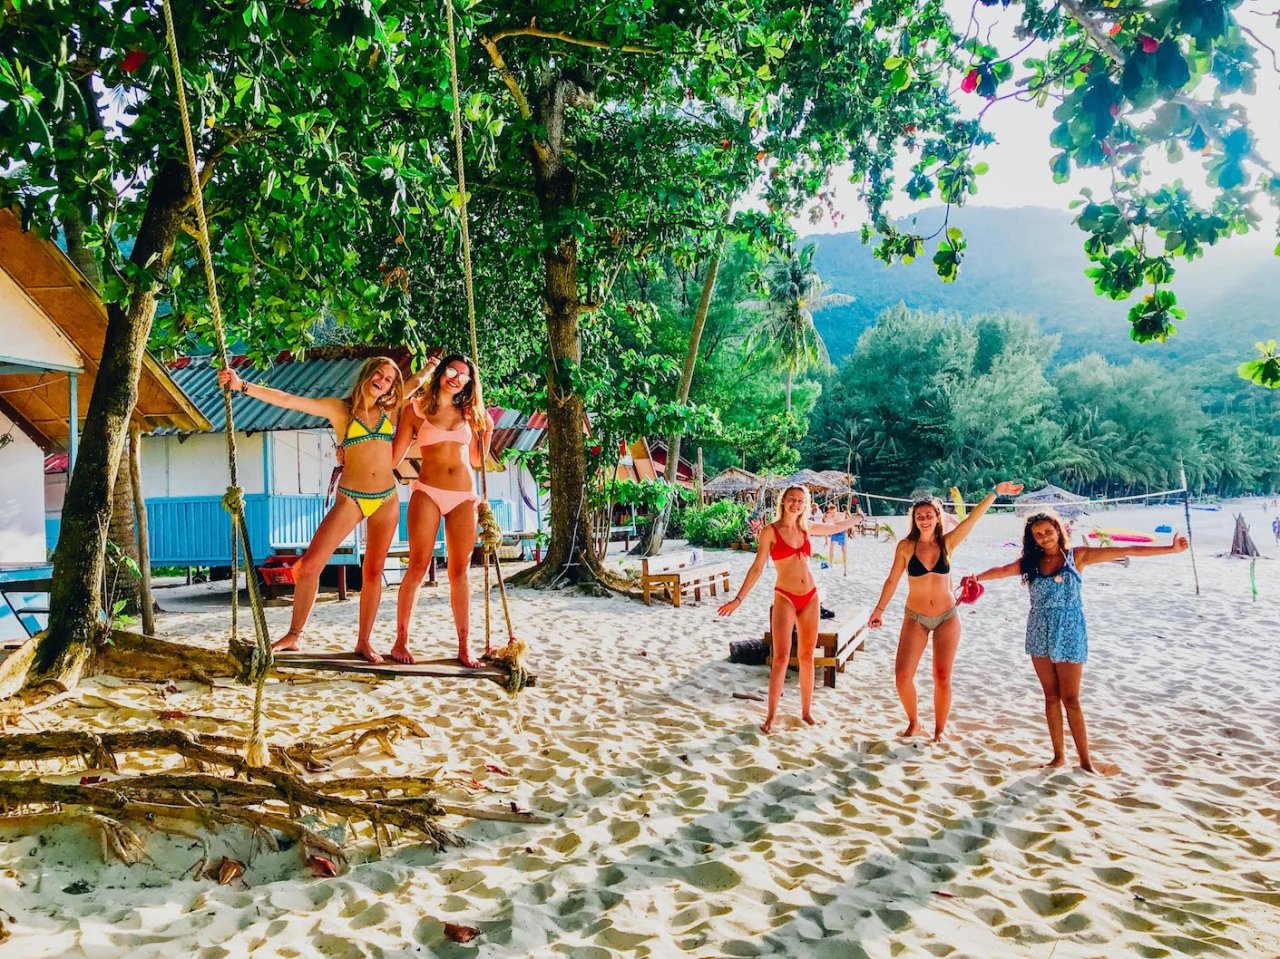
775 484 811 533
348 356 403 412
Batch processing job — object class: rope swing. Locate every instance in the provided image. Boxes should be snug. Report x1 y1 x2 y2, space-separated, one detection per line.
443 1 528 692
160 0 273 764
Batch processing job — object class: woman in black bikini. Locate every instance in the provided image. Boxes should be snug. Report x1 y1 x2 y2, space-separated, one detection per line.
718 485 861 733
218 355 435 662
869 482 1022 741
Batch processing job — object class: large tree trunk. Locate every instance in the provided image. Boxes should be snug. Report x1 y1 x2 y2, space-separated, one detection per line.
509 78 618 592
107 443 142 615
30 160 191 689
634 237 725 557
129 428 157 635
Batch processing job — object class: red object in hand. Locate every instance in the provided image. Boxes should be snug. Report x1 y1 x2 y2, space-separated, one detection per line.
1139 36 1159 54
960 69 979 94
121 49 147 73
955 576 984 605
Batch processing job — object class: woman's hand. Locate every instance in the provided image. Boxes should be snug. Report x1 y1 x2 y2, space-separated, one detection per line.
217 367 244 393
717 597 742 617
994 481 1023 497
1171 533 1189 553
868 609 884 628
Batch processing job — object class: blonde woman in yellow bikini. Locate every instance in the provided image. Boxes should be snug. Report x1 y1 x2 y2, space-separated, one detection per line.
391 354 492 667
219 355 435 662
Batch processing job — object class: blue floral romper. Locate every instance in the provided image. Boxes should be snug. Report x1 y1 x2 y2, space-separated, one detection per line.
1025 549 1088 663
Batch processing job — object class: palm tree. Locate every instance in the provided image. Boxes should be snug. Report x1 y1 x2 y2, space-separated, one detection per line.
743 243 853 410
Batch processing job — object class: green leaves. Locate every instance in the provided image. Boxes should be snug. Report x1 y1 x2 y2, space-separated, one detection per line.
932 227 966 283
1238 341 1280 388
1126 289 1185 343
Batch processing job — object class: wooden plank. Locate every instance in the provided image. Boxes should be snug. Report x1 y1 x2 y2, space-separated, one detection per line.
272 651 534 685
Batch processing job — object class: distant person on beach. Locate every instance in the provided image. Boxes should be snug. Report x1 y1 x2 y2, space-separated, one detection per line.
1272 516 1279 546
218 355 435 662
824 502 849 570
869 482 1023 742
718 485 861 733
965 510 1188 774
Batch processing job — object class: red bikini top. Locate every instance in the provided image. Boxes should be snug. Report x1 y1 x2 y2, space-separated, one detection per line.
769 523 811 561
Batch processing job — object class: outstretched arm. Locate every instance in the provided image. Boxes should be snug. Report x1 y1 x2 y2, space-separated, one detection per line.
869 542 910 628
718 528 775 617
217 367 344 424
391 403 422 469
402 353 441 404
810 515 861 536
945 480 1024 551
1074 534 1189 571
470 409 493 469
971 559 1022 583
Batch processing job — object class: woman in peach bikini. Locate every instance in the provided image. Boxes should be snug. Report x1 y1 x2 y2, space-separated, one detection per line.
391 354 492 666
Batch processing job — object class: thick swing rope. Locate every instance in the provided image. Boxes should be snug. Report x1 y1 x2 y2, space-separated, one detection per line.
444 2 524 690
160 0 274 762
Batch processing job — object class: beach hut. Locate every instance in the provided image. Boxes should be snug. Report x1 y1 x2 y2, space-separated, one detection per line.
1014 483 1090 520
648 441 696 487
0 208 207 637
143 350 545 575
703 467 762 498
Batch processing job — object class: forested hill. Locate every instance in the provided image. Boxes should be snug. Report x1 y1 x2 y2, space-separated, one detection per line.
808 206 1276 366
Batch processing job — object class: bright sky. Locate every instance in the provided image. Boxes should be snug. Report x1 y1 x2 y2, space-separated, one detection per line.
801 1 1280 247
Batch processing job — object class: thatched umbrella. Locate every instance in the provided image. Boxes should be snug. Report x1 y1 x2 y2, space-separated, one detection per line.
786 468 840 492
815 469 855 494
1014 484 1090 520
703 466 762 497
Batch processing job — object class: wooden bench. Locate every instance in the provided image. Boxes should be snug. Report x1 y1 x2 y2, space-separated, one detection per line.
641 551 731 607
765 605 871 688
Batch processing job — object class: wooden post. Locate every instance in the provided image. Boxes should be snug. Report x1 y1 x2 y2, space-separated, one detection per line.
697 447 704 506
128 427 156 635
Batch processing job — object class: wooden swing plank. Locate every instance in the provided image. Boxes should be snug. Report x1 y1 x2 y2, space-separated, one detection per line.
272 651 534 685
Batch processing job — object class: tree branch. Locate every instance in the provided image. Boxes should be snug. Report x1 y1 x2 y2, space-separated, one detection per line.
489 19 660 55
478 34 533 121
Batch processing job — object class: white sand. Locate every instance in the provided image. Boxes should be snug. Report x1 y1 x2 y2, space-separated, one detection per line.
3 501 1279 958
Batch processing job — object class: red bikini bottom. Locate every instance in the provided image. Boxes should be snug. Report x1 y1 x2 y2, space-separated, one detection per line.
774 586 818 613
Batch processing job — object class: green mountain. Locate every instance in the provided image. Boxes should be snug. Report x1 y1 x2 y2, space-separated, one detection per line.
808 205 1277 366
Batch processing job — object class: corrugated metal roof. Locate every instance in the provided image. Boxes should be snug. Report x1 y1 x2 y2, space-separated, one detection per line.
489 407 549 460
155 349 411 434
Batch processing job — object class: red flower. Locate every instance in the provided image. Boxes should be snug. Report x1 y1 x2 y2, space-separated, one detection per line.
1139 36 1159 54
1107 23 1123 36
960 69 979 94
121 49 147 73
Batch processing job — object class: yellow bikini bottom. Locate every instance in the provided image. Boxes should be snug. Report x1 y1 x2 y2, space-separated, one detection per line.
339 485 397 518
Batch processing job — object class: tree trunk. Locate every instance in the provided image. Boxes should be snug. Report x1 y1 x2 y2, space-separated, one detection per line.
634 236 725 556
785 369 793 411
30 160 191 689
508 77 619 593
130 428 157 635
107 442 142 615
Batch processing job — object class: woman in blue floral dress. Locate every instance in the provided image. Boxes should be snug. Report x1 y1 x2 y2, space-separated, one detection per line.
966 510 1188 773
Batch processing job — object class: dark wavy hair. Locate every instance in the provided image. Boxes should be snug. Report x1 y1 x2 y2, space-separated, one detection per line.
907 495 949 568
1019 510 1071 583
424 353 485 427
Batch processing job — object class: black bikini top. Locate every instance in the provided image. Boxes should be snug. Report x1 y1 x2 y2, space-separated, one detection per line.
907 542 950 577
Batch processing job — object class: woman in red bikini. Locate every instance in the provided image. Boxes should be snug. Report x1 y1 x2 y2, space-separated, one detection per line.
868 481 1022 742
218 355 435 663
391 354 492 666
718 485 862 733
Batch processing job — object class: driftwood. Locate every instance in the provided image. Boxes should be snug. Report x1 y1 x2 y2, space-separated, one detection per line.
0 717 548 869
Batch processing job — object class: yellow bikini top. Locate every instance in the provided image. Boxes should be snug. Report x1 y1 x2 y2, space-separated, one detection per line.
342 409 394 449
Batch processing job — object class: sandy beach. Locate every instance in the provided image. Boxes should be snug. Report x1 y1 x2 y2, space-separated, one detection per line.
2 501 1278 958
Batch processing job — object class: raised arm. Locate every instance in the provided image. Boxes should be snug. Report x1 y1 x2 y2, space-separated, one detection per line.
945 480 1024 551
401 353 441 405
717 526 776 617
869 541 911 628
810 515 861 536
391 400 422 469
218 367 345 424
1074 534 1188 572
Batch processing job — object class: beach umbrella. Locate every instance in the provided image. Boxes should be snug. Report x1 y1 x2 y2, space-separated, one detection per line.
1014 484 1090 520
785 468 839 493
814 469 854 495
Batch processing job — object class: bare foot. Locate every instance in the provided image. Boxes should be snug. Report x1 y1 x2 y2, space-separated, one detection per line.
272 630 302 652
458 651 481 669
932 730 958 744
353 642 383 665
899 721 925 738
388 642 415 665
1081 761 1121 777
802 713 823 727
1041 754 1067 769
760 715 776 734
